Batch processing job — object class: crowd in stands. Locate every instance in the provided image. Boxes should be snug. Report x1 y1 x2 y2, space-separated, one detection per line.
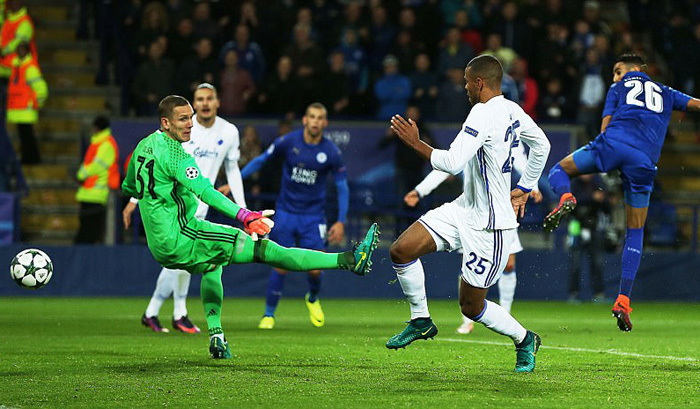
88 0 700 129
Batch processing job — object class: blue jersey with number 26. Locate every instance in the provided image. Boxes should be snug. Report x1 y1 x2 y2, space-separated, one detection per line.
602 71 692 163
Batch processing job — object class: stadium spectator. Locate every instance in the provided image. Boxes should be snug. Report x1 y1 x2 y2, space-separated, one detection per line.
480 33 517 73
437 26 474 80
131 40 175 116
176 37 218 99
566 174 610 303
390 30 423 75
283 24 325 112
336 27 369 96
577 47 606 139
455 9 484 54
75 116 119 244
581 0 611 37
440 0 483 28
510 58 539 119
191 1 218 41
492 1 532 60
7 41 46 165
323 51 351 116
218 50 256 117
374 54 411 120
257 55 299 119
436 67 470 122
537 76 574 123
134 1 169 63
409 53 439 120
570 20 595 63
218 24 266 85
167 17 197 64
367 6 397 75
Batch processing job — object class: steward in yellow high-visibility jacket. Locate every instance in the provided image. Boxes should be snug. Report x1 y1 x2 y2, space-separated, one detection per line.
74 116 120 244
7 40 45 164
0 3 36 79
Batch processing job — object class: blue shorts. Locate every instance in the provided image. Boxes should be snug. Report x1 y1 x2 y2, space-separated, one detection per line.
269 209 327 250
572 134 657 208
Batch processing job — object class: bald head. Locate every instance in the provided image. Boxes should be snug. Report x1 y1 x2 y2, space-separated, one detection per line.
466 55 503 88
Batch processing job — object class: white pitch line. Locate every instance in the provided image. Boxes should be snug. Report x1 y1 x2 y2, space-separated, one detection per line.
438 338 699 362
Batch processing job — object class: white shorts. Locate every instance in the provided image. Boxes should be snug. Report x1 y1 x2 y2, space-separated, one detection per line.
419 202 517 289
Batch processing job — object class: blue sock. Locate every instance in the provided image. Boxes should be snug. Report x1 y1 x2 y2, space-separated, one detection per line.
307 272 322 303
264 270 286 317
547 163 571 197
619 227 644 297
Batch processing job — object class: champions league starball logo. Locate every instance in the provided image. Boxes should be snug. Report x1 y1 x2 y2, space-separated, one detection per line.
185 166 199 180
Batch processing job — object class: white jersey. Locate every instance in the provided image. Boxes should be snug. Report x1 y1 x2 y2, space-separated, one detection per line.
183 115 246 217
430 95 550 230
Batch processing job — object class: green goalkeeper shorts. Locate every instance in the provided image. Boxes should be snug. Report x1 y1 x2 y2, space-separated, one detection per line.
160 219 256 274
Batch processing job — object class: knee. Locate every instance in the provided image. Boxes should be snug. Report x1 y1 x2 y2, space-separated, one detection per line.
389 240 413 264
459 298 485 320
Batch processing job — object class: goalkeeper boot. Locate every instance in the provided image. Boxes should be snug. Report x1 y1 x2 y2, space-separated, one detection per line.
515 330 541 373
543 193 577 233
209 336 232 359
141 313 170 333
258 315 275 329
612 294 633 332
172 315 201 334
386 317 438 349
305 293 325 327
352 223 380 276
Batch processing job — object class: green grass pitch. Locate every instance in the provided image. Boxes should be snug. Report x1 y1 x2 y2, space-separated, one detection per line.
1 297 698 408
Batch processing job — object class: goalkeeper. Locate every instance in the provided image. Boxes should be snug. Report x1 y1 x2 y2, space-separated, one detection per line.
122 95 380 359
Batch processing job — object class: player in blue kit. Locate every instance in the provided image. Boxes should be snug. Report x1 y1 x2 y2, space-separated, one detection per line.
241 102 349 329
544 54 700 331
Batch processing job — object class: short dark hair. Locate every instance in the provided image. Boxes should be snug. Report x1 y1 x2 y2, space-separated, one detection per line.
617 53 647 71
93 115 110 131
158 95 190 120
305 102 327 116
466 55 503 87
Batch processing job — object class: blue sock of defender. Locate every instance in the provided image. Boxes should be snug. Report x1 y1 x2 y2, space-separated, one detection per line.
264 270 286 317
547 163 571 196
619 227 644 297
307 273 322 302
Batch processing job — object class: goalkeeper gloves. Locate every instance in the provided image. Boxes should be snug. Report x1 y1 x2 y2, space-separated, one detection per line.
236 209 275 241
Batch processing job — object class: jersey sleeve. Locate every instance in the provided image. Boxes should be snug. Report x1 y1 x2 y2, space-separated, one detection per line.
414 170 450 198
668 86 693 111
172 150 243 220
430 104 488 175
602 83 620 118
121 150 137 198
330 145 349 223
514 108 551 192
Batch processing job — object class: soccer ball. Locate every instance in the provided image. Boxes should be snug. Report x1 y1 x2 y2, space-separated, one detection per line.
10 248 53 290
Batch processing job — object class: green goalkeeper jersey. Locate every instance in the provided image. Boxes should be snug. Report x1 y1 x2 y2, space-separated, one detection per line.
122 130 244 267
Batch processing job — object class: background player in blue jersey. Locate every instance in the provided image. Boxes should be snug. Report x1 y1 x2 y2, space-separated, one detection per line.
241 102 349 329
544 54 700 332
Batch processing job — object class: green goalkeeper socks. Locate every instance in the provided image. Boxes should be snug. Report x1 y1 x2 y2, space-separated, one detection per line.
231 237 354 271
200 266 224 336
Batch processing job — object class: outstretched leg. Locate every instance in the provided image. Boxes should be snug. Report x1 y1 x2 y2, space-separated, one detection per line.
230 224 379 276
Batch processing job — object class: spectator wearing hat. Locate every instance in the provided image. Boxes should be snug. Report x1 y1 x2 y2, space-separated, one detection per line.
374 54 411 120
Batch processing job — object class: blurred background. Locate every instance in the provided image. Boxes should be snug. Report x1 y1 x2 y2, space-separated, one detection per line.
0 0 698 301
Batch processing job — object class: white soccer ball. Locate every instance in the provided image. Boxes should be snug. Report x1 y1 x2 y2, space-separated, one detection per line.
10 248 53 290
